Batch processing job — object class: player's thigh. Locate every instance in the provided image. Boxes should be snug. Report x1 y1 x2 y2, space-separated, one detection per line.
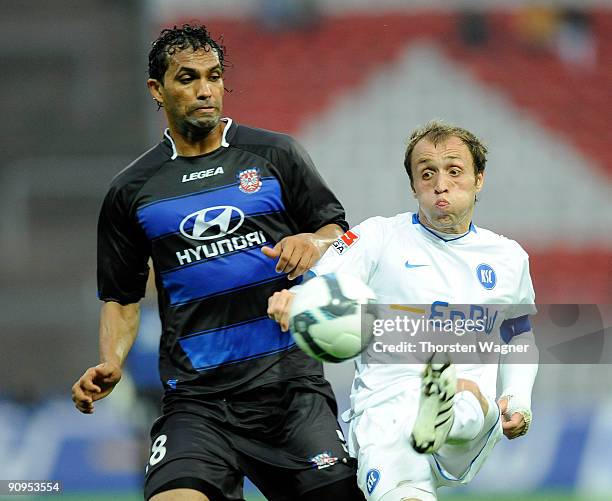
378 484 437 501
431 393 502 487
150 488 209 501
297 474 365 501
240 449 359 501
352 401 436 501
241 389 357 500
144 411 244 501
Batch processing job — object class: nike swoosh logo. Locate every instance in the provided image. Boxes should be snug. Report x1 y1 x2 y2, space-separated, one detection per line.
405 261 428 269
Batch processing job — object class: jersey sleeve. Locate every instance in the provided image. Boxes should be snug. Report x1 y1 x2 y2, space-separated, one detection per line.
276 138 348 233
97 184 150 304
500 250 537 343
310 217 383 284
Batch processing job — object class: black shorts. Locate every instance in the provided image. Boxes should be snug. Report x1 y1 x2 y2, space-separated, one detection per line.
144 376 358 500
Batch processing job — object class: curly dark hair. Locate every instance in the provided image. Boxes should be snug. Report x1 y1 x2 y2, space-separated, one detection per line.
148 24 226 82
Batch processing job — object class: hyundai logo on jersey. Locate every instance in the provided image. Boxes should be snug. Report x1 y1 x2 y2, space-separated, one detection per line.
180 206 244 241
365 469 380 494
476 263 496 290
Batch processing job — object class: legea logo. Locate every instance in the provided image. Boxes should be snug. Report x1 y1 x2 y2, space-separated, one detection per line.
179 206 244 241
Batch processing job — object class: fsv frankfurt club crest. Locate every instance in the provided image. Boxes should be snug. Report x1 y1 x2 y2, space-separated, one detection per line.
238 168 262 194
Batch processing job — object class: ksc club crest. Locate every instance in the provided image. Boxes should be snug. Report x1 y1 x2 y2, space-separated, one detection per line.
476 263 497 290
237 168 262 194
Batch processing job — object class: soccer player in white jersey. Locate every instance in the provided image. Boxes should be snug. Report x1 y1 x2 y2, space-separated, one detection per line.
268 121 539 501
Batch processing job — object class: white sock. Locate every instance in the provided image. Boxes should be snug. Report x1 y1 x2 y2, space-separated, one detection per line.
447 390 484 443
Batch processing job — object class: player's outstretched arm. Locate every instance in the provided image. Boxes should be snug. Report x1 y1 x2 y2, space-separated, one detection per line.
72 301 140 414
261 223 343 280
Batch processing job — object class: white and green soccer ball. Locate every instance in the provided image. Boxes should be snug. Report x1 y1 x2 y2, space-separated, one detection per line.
289 273 377 363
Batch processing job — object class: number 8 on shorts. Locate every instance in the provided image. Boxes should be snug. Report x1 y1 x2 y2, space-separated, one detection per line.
149 434 168 466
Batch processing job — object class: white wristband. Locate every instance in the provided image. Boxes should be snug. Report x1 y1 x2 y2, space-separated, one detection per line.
501 394 533 436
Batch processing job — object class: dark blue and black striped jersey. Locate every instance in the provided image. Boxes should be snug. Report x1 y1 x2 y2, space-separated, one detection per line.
97 118 348 395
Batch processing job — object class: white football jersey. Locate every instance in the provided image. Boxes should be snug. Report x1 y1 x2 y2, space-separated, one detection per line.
312 212 536 415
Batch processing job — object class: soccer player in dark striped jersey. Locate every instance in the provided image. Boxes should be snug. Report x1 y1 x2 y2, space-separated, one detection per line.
72 24 364 501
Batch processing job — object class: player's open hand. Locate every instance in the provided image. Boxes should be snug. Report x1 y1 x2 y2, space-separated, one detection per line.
267 289 295 332
262 233 324 280
72 362 122 414
497 396 527 439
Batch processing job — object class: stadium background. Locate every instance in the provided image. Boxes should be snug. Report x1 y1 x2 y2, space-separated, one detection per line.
0 0 610 499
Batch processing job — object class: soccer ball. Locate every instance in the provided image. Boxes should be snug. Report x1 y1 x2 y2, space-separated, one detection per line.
289 273 377 363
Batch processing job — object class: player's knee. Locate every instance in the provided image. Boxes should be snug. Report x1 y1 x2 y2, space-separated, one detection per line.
379 485 436 501
456 378 488 415
382 495 430 501
456 377 480 396
150 488 210 500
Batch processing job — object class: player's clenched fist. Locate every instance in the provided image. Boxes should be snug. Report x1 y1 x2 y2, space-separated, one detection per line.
72 362 122 414
267 289 295 332
497 396 528 439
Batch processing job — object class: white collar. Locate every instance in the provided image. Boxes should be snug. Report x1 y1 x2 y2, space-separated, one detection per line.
163 117 233 160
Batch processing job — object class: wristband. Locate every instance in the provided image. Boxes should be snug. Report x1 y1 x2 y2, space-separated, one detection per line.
501 394 532 436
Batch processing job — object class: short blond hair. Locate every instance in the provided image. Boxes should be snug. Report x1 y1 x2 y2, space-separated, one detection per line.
403 121 488 187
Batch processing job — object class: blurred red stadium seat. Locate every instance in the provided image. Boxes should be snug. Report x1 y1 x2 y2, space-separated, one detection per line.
180 12 611 178
529 250 611 303
173 13 610 306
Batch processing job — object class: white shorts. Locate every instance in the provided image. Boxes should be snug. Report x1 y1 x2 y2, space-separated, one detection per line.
349 390 502 501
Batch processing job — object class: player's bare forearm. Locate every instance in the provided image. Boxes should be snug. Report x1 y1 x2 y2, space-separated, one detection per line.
71 302 140 414
261 223 344 280
99 301 141 369
311 223 345 252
